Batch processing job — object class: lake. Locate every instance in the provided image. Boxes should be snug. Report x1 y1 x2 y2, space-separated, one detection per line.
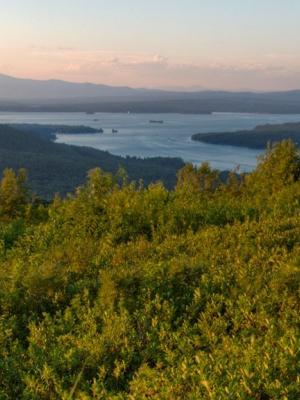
1 111 300 171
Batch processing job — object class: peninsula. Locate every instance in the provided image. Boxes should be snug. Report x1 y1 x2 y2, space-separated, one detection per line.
192 122 300 149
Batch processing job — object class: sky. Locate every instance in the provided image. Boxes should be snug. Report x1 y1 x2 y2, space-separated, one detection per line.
1 0 300 90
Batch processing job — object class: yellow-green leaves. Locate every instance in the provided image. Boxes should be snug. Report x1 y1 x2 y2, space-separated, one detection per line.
1 141 300 398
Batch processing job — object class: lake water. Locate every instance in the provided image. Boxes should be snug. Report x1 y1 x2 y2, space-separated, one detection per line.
1 111 300 171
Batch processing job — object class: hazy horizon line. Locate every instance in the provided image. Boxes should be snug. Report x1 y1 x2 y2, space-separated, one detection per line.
1 72 300 94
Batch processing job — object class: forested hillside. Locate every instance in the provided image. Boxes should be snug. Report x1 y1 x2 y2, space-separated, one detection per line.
0 125 183 198
0 141 300 399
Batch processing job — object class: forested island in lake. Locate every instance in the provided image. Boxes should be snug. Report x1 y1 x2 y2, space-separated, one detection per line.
6 124 103 141
192 122 300 149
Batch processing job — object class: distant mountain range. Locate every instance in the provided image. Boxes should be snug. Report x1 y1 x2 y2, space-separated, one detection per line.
1 73 300 114
0 73 157 100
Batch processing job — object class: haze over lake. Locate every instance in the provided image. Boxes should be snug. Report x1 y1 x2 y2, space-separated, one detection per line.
1 112 300 171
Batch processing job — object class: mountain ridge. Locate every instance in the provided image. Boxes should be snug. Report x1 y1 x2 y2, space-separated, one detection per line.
1 73 300 100
1 73 300 114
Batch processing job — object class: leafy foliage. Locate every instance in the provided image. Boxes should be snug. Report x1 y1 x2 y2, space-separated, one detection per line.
0 140 300 399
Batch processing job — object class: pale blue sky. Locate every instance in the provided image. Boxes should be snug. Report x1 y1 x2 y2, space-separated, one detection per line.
1 0 300 89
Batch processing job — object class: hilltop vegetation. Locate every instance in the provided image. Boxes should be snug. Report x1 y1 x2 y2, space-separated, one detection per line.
0 140 299 399
0 125 183 199
192 121 300 149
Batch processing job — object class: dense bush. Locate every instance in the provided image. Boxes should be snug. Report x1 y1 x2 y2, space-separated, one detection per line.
0 140 299 399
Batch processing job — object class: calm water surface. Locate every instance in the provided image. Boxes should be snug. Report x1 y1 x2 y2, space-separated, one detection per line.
1 112 300 171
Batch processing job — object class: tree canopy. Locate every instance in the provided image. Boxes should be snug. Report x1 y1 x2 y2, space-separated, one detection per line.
0 140 299 399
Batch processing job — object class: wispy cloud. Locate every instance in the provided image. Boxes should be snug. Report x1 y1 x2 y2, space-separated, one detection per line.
4 46 300 90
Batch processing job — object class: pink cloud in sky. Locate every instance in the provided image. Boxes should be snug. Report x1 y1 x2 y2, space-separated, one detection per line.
3 46 300 91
